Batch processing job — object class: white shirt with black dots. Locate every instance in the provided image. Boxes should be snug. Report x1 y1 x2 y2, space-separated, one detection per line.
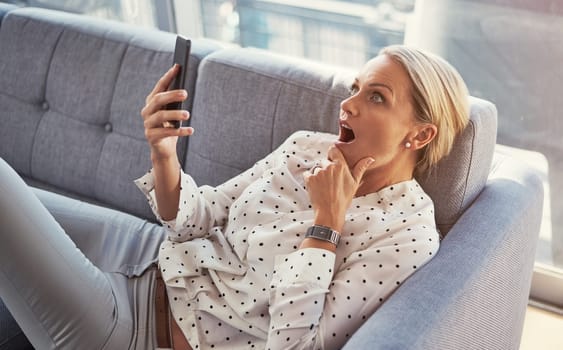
136 130 439 350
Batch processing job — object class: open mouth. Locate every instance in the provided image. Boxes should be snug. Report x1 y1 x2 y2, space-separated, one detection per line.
338 122 356 143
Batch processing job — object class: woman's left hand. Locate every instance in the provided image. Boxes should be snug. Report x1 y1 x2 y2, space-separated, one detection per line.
304 146 374 233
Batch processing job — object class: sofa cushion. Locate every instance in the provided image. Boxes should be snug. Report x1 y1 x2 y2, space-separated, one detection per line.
189 48 497 235
417 97 497 235
187 48 350 186
0 7 221 221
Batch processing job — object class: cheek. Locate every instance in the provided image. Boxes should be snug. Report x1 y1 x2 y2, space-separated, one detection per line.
356 112 410 153
361 128 397 150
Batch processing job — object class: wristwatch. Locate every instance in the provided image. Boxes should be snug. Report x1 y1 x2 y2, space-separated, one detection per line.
305 225 340 246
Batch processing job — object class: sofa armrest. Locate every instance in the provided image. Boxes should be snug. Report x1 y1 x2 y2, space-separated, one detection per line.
0 3 17 25
343 155 544 350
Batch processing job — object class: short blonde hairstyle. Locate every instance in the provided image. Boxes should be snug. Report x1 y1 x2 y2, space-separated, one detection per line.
379 45 470 176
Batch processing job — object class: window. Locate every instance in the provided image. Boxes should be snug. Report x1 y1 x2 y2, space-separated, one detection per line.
2 0 169 30
198 0 413 68
403 0 563 310
4 0 562 310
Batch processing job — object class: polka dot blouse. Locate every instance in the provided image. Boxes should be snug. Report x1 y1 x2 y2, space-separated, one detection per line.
135 131 439 350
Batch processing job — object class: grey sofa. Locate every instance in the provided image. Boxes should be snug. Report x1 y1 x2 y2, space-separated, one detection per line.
0 5 544 350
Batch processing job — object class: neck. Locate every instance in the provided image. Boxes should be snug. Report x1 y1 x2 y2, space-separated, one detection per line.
355 162 415 197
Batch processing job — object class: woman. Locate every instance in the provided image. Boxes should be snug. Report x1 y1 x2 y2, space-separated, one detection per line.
0 45 468 349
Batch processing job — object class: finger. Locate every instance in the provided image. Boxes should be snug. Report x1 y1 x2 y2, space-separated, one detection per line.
351 157 375 182
307 163 322 175
145 126 194 142
144 109 190 129
303 171 311 183
145 109 189 129
142 90 188 119
146 64 180 102
302 170 316 191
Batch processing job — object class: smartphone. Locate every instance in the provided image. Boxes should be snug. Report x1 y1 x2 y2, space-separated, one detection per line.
164 35 191 128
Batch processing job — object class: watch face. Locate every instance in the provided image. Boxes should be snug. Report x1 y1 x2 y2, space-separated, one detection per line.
318 228 330 238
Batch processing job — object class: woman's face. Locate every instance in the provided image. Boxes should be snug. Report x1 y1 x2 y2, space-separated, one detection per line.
336 54 418 172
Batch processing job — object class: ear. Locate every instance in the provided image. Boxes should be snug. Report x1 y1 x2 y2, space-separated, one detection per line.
411 123 437 150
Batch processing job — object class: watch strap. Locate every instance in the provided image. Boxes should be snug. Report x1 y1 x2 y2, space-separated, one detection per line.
305 225 340 246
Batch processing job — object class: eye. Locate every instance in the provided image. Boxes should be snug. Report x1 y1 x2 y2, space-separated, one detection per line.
370 92 385 104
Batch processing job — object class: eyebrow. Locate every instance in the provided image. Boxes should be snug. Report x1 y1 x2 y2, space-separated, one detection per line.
368 82 394 96
353 78 394 96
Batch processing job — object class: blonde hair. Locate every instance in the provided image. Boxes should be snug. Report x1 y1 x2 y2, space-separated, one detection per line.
379 45 470 176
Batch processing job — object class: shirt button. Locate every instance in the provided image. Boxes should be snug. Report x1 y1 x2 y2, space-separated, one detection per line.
104 122 112 132
41 101 49 111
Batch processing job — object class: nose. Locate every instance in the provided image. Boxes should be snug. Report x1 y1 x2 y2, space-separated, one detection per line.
340 95 357 119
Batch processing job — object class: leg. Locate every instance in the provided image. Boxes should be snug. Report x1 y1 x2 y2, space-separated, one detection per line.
31 188 167 349
0 158 115 349
31 187 165 276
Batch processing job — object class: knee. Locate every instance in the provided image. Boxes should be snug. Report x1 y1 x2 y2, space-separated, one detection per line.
0 158 25 192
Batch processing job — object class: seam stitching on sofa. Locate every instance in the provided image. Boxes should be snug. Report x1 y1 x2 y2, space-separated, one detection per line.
192 149 245 171
93 40 128 202
459 117 477 212
445 116 478 227
205 57 348 98
269 81 284 151
29 24 65 179
0 91 33 105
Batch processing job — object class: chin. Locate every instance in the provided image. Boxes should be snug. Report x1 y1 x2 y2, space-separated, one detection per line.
334 142 358 169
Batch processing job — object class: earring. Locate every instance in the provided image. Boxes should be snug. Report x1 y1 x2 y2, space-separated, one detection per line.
405 142 412 149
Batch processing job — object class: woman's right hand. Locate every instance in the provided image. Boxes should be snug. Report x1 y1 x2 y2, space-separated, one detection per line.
141 64 194 162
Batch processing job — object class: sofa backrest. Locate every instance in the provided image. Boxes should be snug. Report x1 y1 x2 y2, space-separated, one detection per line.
187 47 351 185
0 7 222 220
189 48 497 235
0 7 498 233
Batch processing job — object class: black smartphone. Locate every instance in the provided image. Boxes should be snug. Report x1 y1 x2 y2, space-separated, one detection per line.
165 35 191 128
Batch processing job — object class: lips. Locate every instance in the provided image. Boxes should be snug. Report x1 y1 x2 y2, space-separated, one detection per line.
338 122 356 143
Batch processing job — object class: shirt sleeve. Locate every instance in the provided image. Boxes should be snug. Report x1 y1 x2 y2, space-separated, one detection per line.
135 161 269 242
134 133 303 242
266 226 439 350
267 248 336 350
